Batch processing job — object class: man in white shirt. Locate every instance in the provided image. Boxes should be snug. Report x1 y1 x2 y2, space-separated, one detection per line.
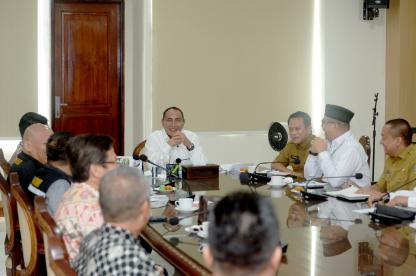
304 104 371 188
145 107 207 166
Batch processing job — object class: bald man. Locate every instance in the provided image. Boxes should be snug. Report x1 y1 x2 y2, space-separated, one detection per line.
10 123 53 199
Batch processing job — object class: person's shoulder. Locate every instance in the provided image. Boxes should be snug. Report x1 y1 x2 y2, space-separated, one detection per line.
147 130 164 140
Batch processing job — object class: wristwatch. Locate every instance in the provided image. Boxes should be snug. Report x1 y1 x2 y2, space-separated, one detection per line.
309 150 318 156
187 143 195 151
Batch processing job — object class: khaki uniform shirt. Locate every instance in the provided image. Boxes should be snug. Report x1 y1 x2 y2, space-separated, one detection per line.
377 144 416 192
274 134 314 179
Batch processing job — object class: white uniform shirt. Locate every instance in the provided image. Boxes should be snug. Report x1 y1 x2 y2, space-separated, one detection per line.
304 131 371 188
144 129 207 166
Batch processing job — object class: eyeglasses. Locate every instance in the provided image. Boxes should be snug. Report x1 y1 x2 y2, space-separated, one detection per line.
321 119 337 126
101 161 119 168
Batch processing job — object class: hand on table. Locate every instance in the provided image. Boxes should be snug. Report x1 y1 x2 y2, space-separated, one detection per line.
387 196 408 207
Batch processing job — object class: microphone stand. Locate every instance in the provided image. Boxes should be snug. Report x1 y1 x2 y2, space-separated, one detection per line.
371 93 379 182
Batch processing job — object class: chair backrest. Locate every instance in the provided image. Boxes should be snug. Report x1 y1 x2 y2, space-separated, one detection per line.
0 172 18 255
132 140 146 157
34 196 62 276
48 235 77 276
11 177 41 275
359 135 371 166
0 148 11 177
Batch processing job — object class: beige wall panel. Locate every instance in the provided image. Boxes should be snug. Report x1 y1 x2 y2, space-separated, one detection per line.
386 0 416 126
152 0 313 131
0 0 37 137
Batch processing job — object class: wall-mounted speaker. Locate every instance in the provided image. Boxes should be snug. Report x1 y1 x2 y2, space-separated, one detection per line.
366 0 389 9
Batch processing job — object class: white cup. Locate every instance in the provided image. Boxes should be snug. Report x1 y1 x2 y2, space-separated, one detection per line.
175 198 193 210
180 216 193 226
270 175 284 186
271 190 284 198
247 165 256 173
200 221 209 235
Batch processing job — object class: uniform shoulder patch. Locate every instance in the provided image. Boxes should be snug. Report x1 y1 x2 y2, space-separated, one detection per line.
31 176 43 188
14 158 23 165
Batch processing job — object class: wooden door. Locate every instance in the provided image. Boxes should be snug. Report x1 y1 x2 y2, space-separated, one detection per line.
52 0 124 154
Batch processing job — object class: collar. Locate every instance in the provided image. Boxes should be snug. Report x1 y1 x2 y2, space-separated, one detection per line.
162 128 170 140
329 131 351 149
297 134 315 150
77 182 99 197
102 223 138 243
396 144 413 160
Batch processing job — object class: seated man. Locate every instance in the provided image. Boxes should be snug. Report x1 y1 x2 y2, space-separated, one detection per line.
361 119 416 204
304 104 370 187
54 134 118 262
28 132 74 215
74 167 163 275
272 111 314 180
145 106 207 166
9 123 53 199
203 191 282 276
9 112 49 165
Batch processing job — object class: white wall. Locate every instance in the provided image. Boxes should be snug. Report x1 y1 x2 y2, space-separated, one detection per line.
323 0 386 178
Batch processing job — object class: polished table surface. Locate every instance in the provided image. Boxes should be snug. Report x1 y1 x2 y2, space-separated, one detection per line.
144 173 416 276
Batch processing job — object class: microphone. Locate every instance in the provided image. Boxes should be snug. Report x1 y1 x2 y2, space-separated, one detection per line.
149 216 179 225
134 154 179 178
239 172 271 184
175 158 190 164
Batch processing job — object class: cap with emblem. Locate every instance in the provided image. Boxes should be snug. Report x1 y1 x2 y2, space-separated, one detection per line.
19 112 48 137
324 104 354 124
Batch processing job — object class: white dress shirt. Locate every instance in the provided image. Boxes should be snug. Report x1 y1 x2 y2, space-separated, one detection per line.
144 129 207 166
304 131 371 188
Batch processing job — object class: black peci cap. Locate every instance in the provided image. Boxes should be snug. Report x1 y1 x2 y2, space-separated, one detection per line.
324 104 354 124
18 112 48 137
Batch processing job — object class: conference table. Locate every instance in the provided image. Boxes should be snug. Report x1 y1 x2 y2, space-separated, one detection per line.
142 172 416 276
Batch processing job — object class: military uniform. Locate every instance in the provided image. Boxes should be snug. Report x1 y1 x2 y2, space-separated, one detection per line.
274 134 314 180
377 144 416 192
9 151 44 200
28 165 71 197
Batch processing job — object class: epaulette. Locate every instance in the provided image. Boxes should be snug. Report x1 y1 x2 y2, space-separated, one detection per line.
31 176 43 188
14 158 23 165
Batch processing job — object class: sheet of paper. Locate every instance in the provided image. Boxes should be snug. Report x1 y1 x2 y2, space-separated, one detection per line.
293 181 325 188
353 207 375 214
326 186 369 198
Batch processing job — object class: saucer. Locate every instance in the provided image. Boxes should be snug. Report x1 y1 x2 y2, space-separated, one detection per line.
267 182 287 188
175 206 199 213
184 225 200 234
197 231 208 239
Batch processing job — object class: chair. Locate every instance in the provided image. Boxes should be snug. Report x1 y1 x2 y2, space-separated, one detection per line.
359 135 371 166
0 148 11 177
48 236 76 276
34 196 63 276
132 140 146 157
11 176 44 275
0 172 22 275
